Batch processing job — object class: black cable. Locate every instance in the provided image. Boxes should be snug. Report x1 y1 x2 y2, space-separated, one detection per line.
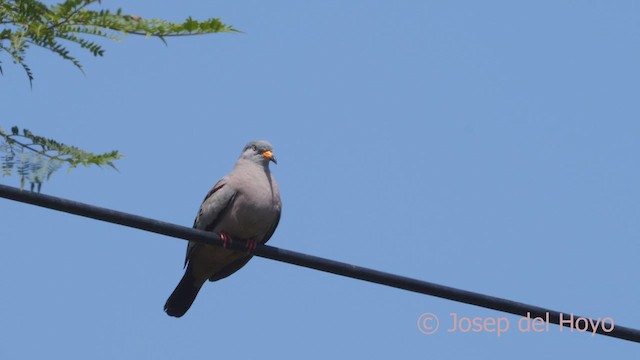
1 183 638 343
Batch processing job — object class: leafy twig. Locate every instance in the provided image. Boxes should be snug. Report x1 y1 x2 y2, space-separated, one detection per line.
0 0 238 83
0 126 122 191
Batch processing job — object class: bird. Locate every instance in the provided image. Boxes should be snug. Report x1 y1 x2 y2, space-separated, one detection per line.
164 140 281 317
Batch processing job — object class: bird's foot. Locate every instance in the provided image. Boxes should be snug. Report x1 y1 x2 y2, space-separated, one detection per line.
245 239 257 253
220 232 232 248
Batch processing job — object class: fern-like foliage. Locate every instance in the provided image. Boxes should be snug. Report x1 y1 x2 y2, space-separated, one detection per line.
0 126 122 191
0 2 236 190
0 0 238 84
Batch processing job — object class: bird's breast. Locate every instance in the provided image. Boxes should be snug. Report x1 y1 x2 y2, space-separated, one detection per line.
221 173 279 240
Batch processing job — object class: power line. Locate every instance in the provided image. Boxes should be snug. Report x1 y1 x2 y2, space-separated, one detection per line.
1 183 638 343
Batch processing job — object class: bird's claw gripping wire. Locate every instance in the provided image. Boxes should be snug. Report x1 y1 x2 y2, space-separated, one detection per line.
244 239 257 253
220 232 232 248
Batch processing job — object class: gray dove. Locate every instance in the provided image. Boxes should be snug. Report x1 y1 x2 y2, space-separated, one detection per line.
164 140 281 317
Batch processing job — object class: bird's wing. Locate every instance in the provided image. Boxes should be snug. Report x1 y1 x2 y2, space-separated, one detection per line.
260 172 282 244
184 178 237 267
260 208 281 244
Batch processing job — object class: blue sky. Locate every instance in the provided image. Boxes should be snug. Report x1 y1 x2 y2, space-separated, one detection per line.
1 1 639 358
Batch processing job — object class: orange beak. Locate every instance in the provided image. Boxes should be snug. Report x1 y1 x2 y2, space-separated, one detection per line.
262 150 277 164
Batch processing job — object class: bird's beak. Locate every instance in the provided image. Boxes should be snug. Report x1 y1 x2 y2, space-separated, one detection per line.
262 150 277 164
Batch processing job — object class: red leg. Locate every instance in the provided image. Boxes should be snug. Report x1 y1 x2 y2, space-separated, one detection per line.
220 232 232 248
245 239 257 253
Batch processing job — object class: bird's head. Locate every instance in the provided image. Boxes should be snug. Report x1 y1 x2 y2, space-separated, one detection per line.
240 140 277 166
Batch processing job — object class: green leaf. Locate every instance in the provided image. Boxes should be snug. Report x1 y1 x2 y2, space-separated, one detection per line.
1 0 238 83
0 125 122 191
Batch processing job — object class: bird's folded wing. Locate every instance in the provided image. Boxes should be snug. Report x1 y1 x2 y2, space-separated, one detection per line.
184 178 237 266
261 209 281 244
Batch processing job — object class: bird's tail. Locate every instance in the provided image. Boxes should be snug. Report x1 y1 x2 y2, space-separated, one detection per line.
164 271 202 317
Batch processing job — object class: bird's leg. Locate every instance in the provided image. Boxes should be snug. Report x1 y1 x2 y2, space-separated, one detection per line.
245 239 257 253
220 232 232 248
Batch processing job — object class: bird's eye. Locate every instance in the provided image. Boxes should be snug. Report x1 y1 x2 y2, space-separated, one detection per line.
251 145 257 151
